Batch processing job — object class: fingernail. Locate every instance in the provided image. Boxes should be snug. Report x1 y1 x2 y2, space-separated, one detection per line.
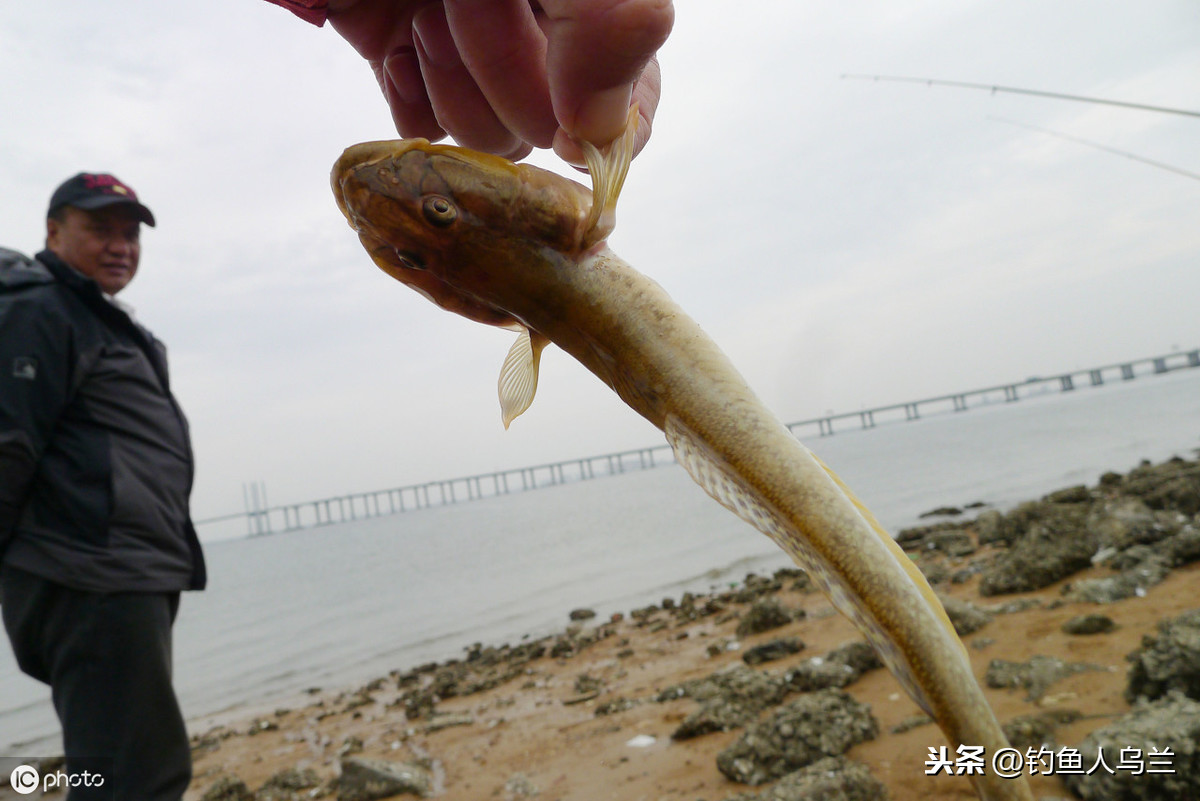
570 86 633 147
551 129 587 168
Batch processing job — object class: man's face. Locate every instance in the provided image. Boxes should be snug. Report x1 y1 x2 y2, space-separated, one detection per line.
46 205 142 295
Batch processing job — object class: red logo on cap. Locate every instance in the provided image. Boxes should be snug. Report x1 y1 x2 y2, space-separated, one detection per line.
82 173 136 199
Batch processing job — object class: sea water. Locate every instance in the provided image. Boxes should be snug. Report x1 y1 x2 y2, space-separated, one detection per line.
3 367 1199 753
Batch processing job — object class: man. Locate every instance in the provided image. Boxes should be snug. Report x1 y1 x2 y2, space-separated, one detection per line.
0 174 205 800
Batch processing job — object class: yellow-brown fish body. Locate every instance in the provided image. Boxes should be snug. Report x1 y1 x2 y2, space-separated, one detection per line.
332 131 1033 801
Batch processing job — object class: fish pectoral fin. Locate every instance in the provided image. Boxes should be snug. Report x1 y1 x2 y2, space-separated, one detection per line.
498 327 551 429
581 104 640 244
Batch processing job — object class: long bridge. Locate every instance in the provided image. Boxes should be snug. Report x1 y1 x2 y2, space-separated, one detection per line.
196 347 1199 537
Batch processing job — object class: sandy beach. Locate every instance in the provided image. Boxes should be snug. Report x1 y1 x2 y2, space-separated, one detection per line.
184 458 1200 801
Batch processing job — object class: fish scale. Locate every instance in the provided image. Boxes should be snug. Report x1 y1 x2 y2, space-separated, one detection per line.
664 413 935 716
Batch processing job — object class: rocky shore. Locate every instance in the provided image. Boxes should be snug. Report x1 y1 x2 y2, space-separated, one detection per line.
183 455 1200 801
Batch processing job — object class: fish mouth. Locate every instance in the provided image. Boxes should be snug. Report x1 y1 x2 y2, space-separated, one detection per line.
331 139 427 230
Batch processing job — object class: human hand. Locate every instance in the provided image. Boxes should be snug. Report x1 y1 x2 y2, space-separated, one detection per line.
326 0 673 164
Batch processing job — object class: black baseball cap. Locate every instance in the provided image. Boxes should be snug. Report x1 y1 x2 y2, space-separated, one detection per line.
47 172 156 227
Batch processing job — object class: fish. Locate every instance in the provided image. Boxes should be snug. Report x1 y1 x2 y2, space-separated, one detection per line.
331 110 1034 801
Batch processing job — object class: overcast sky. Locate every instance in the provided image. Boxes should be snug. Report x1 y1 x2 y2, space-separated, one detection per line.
3 1 1198 537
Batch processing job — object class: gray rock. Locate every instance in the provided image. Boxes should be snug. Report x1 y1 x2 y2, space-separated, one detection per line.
979 503 1094 595
1064 577 1140 605
1125 608 1200 703
595 696 640 716
1165 525 1200 567
716 690 878 785
987 597 1042 615
1061 693 1200 801
973 509 1005 546
1089 497 1163 551
1002 709 1082 750
827 640 883 674
920 505 964 518
743 636 804 666
773 567 813 594
895 523 978 557
574 674 603 694
736 597 799 637
672 695 767 740
730 573 785 603
950 563 984 584
784 657 859 692
721 756 889 801
927 528 978 557
1065 553 1172 604
1043 485 1091 504
939 595 994 636
985 655 1111 703
660 662 786 704
895 521 963 550
423 712 474 731
913 556 951 586
1105 544 1162 571
336 757 430 800
1143 474 1200 516
1121 458 1200 515
1063 614 1116 635
784 641 881 692
667 663 790 740
257 768 322 801
1099 470 1124 488
503 772 539 799
889 714 934 734
200 777 253 801
398 646 538 718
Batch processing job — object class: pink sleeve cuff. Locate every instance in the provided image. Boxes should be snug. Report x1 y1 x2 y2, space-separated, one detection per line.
262 0 328 26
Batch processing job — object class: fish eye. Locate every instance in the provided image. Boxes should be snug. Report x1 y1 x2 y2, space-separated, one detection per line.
394 249 426 270
422 195 457 227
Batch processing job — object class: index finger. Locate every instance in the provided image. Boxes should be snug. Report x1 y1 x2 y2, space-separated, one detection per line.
443 0 559 149
539 0 674 146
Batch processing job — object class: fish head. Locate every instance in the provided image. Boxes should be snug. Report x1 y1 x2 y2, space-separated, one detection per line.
332 113 638 429
331 139 598 328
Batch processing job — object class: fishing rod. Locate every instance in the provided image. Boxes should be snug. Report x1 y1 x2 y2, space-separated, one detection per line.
990 116 1200 182
841 74 1200 119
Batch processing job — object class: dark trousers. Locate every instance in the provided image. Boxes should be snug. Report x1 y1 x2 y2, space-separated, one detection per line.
1 566 191 801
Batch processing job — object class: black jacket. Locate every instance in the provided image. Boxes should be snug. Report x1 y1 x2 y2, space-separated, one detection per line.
0 248 205 592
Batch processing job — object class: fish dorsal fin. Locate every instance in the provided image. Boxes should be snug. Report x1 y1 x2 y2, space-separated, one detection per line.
498 327 551 429
581 104 639 243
